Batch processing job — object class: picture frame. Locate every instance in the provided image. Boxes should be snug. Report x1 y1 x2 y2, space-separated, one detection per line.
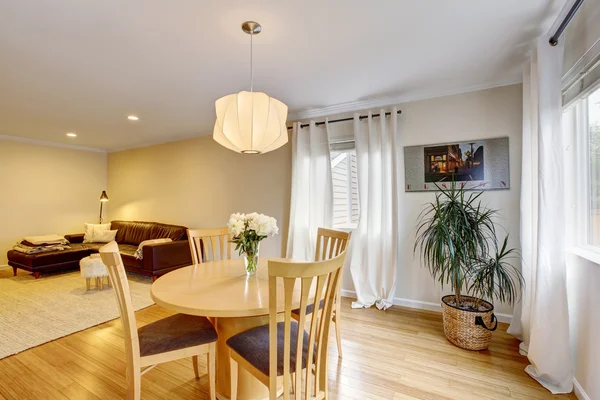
403 137 510 192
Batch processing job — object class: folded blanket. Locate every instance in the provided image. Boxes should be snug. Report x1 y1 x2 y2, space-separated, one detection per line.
22 234 69 246
134 238 172 259
21 240 68 247
13 243 71 254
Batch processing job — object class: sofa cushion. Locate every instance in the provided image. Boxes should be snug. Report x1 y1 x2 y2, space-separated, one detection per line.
118 244 141 268
111 220 187 246
7 244 90 268
82 243 103 252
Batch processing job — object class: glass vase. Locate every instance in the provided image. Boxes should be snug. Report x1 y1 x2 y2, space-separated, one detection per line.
244 252 259 276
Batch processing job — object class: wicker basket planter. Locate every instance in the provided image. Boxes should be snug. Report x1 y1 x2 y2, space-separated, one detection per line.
441 295 498 351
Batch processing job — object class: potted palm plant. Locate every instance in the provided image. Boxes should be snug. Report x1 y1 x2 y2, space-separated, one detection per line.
414 182 523 350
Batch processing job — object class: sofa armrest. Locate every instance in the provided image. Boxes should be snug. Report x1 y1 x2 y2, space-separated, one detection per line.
142 240 192 272
65 233 84 244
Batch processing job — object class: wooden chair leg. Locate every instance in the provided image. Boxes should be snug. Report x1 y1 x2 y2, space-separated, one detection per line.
33 272 40 279
12 267 17 276
335 296 343 359
334 317 343 359
86 278 91 291
230 357 238 400
208 343 216 400
127 368 141 400
192 355 200 379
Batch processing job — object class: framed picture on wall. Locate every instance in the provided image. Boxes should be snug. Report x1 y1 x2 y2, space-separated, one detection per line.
403 137 510 192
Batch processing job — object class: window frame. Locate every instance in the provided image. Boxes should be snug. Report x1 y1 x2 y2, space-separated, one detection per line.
568 81 600 263
330 147 359 230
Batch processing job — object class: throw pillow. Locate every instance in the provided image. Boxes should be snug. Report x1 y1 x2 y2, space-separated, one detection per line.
91 229 118 243
83 223 111 243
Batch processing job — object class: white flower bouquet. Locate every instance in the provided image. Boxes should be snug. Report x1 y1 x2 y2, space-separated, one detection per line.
228 213 279 275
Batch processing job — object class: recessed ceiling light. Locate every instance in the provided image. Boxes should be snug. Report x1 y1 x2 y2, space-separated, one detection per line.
127 115 139 121
66 132 77 137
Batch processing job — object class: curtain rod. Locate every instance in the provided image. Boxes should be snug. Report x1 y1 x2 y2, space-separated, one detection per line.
286 109 402 130
549 0 584 46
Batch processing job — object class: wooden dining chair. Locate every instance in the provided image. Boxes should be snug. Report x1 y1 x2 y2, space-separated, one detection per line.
99 241 217 400
187 227 231 264
227 251 347 400
291 228 351 358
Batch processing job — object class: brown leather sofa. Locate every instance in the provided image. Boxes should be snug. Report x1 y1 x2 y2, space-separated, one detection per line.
7 220 193 280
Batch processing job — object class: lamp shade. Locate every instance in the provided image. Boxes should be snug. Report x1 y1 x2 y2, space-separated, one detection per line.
100 191 109 202
213 91 288 154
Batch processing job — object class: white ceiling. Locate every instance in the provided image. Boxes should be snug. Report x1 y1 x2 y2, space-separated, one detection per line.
0 0 565 151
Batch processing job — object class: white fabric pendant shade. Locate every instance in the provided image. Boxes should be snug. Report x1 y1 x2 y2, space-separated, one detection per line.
213 91 288 154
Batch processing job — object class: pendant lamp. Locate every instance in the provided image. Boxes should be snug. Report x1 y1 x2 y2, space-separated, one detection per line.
213 21 288 154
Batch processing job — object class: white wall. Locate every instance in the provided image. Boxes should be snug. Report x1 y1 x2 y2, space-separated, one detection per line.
327 84 523 317
0 138 107 265
107 135 291 258
567 255 600 400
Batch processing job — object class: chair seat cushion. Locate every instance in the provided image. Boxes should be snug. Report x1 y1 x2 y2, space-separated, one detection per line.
138 314 217 357
226 321 314 376
291 299 325 316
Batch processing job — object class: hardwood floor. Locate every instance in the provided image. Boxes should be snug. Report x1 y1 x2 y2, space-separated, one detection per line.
0 269 576 400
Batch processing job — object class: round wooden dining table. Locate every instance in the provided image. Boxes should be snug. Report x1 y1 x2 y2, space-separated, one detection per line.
150 257 300 400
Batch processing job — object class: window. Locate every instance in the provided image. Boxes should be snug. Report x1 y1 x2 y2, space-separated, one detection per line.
330 148 359 229
589 87 600 245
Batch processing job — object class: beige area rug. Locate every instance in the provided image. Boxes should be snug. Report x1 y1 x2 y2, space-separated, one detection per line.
0 270 154 359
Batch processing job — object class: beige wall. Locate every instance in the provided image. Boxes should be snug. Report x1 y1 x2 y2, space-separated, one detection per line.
324 84 523 317
0 139 107 265
395 84 522 317
107 136 291 258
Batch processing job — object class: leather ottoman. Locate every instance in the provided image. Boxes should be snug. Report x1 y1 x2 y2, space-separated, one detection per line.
7 244 92 279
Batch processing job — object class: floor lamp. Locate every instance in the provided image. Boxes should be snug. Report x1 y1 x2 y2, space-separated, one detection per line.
99 191 109 223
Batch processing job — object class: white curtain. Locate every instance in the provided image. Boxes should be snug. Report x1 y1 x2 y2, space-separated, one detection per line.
286 121 333 261
508 35 573 394
350 109 399 310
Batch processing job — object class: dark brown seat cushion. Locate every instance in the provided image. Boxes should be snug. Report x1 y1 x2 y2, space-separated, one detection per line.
226 321 313 376
291 299 325 316
81 243 103 252
138 314 217 357
117 244 141 268
80 242 140 267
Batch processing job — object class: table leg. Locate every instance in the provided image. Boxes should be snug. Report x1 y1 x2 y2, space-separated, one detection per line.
214 316 282 400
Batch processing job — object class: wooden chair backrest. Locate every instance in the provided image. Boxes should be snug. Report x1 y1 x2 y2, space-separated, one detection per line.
99 241 141 378
268 251 347 400
187 227 231 264
315 228 351 262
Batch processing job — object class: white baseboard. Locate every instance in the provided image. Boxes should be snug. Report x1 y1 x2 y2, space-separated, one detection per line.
0 264 10 271
341 289 513 323
574 379 590 400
